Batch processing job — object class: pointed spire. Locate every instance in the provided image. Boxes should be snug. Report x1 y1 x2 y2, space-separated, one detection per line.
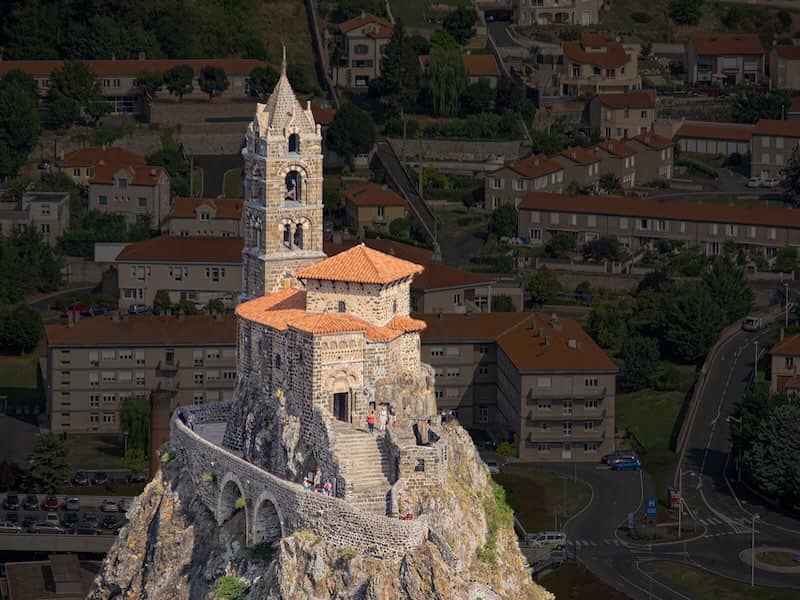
281 45 287 77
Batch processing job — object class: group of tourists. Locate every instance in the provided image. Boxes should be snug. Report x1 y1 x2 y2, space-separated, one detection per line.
303 468 333 496
366 405 395 434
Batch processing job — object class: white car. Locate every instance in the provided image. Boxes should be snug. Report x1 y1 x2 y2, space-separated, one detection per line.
747 177 762 188
762 177 779 188
484 460 502 475
0 521 23 533
101 499 118 513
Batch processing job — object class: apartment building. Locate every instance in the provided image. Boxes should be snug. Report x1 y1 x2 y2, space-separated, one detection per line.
44 313 236 433
89 164 171 226
485 155 565 209
115 236 243 309
559 33 640 96
750 119 800 179
588 91 656 138
0 192 69 247
331 13 393 88
166 197 244 237
687 34 765 86
0 58 269 114
770 44 800 90
343 182 409 236
627 133 674 183
519 191 800 256
419 54 501 88
552 146 601 191
770 332 800 393
514 0 602 26
674 122 752 156
56 146 146 186
420 311 617 461
595 140 638 188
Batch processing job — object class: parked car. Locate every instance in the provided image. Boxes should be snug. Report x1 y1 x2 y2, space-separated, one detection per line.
611 457 642 471
5 512 19 525
44 512 60 526
2 494 19 511
483 460 502 475
21 495 39 511
92 472 109 486
83 512 98 524
62 301 89 317
42 495 59 511
72 471 90 486
0 522 23 533
30 522 65 534
762 177 779 188
101 515 119 530
127 473 148 484
101 499 118 513
64 512 79 527
87 304 108 316
527 531 567 550
601 450 638 465
21 515 36 529
747 177 762 188
128 304 150 315
65 497 80 512
71 521 99 535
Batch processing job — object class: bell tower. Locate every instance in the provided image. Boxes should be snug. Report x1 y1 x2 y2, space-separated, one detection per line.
241 49 326 298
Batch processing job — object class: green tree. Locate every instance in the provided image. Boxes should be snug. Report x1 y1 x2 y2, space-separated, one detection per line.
774 246 799 273
147 131 191 195
544 232 576 258
389 217 412 238
153 290 171 314
373 21 419 112
0 73 41 178
527 265 562 306
582 236 620 262
460 80 495 116
668 0 703 25
491 295 515 312
57 211 129 258
0 304 43 354
777 9 792 33
337 0 384 19
743 404 800 501
247 66 280 102
427 45 468 117
620 335 661 392
489 204 518 238
782 145 800 205
135 71 163 103
430 30 458 50
496 76 523 111
588 301 629 349
163 65 195 102
326 102 376 166
49 61 110 123
732 90 789 124
207 298 225 314
198 65 230 101
599 172 622 193
26 433 69 493
45 91 80 129
443 6 478 44
662 281 726 363
702 256 753 323
120 396 151 458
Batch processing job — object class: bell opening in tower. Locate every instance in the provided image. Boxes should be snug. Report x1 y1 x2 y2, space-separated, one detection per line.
285 171 301 204
293 223 304 249
288 133 300 153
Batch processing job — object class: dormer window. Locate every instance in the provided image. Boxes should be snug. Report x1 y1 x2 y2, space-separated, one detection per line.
200 212 210 221
288 133 299 153
338 301 346 313
118 178 128 189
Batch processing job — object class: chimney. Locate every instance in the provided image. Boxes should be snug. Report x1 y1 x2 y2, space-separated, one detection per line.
112 311 120 323
544 335 550 346
568 338 578 349
381 184 388 191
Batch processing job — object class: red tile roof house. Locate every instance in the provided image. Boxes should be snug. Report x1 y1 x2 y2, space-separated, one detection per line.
342 182 409 236
626 133 675 183
88 163 171 227
419 53 501 87
485 155 565 209
687 33 765 86
588 91 656 139
674 121 753 156
750 118 800 179
770 44 800 91
56 146 146 186
166 197 244 237
332 13 394 88
594 140 639 188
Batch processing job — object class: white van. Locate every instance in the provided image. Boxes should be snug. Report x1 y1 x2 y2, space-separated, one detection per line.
527 531 567 549
742 316 764 332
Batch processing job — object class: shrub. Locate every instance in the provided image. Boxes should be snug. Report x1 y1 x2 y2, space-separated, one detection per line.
235 496 246 509
214 576 249 600
160 451 172 463
631 12 652 23
389 217 412 238
246 541 276 561
496 441 516 458
201 472 215 484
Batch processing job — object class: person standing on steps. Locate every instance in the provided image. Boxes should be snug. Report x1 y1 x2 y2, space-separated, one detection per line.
379 406 388 432
367 410 376 434
313 468 322 491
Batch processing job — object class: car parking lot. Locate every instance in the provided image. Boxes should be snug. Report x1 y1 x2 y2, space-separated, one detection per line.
1 493 131 535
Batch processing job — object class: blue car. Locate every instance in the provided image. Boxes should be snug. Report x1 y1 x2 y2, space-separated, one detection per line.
611 457 641 471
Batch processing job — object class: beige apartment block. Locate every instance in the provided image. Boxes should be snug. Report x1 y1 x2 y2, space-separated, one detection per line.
485 155 565 209
552 145 601 192
420 312 617 461
750 119 800 179
88 164 171 227
519 191 800 257
331 13 393 88
45 313 236 433
343 182 409 236
674 122 753 156
589 91 656 139
772 44 800 91
115 236 243 309
595 140 638 188
0 192 70 247
56 146 146 186
687 34 765 86
770 333 800 393
166 197 244 237
627 133 674 183
559 33 640 96
514 0 602 26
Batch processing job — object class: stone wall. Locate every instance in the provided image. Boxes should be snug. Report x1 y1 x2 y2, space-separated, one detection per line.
305 278 412 326
387 138 523 163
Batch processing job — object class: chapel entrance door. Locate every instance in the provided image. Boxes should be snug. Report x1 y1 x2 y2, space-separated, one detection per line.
333 392 349 422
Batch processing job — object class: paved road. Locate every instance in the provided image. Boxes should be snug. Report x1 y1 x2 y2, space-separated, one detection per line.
193 154 242 198
487 22 516 48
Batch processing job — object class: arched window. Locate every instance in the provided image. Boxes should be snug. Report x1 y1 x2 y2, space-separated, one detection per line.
337 301 346 313
288 133 299 153
283 224 291 248
393 300 397 313
293 223 303 249
275 354 282 369
285 171 301 203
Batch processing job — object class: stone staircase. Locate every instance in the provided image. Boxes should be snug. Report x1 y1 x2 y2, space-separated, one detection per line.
331 421 393 516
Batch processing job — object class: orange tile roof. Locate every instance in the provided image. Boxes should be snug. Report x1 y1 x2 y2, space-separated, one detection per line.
295 243 423 285
464 54 499 78
339 13 392 34
0 58 271 78
771 332 800 355
676 122 753 142
169 197 244 220
116 236 243 263
791 97 800 114
57 146 145 168
505 154 564 179
411 262 494 291
630 132 674 150
595 91 655 110
90 164 166 186
558 146 600 165
752 119 800 137
519 192 800 229
420 312 532 342
563 37 629 69
387 315 427 332
690 33 763 56
775 44 800 60
344 182 408 207
596 140 637 158
310 102 337 125
46 314 235 347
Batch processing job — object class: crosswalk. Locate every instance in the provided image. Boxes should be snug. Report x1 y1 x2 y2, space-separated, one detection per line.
571 538 625 548
697 515 753 535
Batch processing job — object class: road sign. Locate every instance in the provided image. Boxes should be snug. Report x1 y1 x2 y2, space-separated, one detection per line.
627 512 635 529
645 497 658 521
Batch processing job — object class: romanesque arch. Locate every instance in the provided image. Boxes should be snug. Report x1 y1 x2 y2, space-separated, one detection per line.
217 472 249 533
251 489 285 545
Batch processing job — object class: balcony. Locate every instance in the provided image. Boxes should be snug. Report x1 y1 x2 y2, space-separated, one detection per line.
204 378 231 389
157 359 180 373
526 408 606 426
526 387 607 406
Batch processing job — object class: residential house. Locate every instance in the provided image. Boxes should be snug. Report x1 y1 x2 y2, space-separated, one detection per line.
45 312 236 433
331 13 393 88
789 96 800 121
770 43 800 90
485 155 565 209
88 164 171 227
56 146 146 186
552 146 601 192
627 133 674 183
519 191 800 257
419 53 501 88
770 332 800 393
674 121 753 156
589 91 656 138
559 33 640 96
595 140 638 188
342 182 409 236
166 197 244 237
0 191 69 247
513 0 602 26
115 236 243 309
751 119 800 179
0 58 270 115
420 311 617 461
687 34 765 86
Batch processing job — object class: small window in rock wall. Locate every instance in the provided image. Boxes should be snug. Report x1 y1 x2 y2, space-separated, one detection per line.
393 299 397 313
275 354 282 369
338 301 346 313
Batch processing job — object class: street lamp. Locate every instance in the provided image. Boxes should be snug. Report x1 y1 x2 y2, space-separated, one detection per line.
785 282 790 328
753 341 759 384
751 513 760 587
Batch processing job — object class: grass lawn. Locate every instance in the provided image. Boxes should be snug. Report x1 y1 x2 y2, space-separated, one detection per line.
615 364 696 500
223 168 243 198
192 166 204 197
256 0 320 90
598 0 721 42
64 434 127 471
493 465 592 533
644 560 800 600
390 0 470 29
758 551 800 568
540 560 633 600
0 339 47 413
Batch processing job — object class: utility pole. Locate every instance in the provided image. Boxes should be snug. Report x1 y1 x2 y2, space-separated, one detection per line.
678 467 682 540
189 154 194 197
562 476 567 529
785 282 790 328
753 340 759 384
751 514 760 587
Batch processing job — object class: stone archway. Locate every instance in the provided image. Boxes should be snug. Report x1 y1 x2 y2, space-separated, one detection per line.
217 473 248 529
251 490 285 545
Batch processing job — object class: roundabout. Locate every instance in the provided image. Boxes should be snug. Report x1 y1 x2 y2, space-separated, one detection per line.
740 547 800 574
